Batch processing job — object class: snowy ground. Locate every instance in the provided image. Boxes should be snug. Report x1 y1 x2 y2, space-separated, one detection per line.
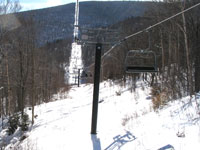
68 43 83 85
1 80 200 150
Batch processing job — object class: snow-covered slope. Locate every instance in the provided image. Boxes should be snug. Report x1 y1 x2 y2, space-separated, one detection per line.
1 80 200 150
68 43 83 85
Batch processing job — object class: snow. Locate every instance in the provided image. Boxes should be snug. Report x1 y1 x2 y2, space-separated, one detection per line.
67 0 82 85
1 80 200 150
68 43 83 84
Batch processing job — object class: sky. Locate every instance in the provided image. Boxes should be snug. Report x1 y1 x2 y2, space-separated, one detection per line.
20 0 73 11
20 0 152 11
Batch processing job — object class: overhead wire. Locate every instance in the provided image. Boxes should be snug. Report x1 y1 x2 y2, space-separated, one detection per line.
102 1 200 60
85 1 200 69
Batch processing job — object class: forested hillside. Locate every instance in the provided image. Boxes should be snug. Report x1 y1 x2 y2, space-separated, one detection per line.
19 1 152 45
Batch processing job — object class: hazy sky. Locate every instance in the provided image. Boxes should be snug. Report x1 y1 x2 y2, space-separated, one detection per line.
20 0 152 11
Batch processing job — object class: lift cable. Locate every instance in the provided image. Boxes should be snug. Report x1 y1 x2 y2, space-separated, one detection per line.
84 2 200 70
102 2 200 60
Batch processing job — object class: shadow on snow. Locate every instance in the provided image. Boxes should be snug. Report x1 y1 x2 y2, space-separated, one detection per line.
105 131 136 150
91 134 102 150
158 144 175 150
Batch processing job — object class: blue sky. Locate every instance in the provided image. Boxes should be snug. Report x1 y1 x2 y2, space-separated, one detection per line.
20 0 74 11
20 0 152 11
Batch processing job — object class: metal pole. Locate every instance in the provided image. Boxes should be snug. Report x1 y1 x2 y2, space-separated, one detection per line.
1 87 4 128
75 75 77 85
91 43 102 134
78 69 80 87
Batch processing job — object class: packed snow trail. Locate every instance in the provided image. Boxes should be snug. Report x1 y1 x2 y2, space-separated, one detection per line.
68 0 82 85
20 81 152 150
25 85 94 150
68 43 82 84
4 81 200 150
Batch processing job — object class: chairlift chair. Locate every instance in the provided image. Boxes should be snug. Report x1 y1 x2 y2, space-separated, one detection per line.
125 50 158 73
81 70 92 78
80 70 93 84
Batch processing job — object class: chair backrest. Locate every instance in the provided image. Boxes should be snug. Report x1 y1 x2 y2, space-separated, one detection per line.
125 50 157 73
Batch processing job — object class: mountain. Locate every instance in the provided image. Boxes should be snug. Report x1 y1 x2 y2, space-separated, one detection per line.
18 1 153 45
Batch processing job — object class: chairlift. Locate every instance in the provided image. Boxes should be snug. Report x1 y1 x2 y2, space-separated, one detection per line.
125 50 158 73
81 70 92 78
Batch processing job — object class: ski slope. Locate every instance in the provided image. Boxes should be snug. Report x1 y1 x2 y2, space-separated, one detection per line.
68 0 82 85
68 42 82 85
1 80 200 150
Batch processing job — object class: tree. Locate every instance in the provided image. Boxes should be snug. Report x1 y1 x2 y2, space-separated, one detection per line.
0 0 21 115
0 0 21 14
